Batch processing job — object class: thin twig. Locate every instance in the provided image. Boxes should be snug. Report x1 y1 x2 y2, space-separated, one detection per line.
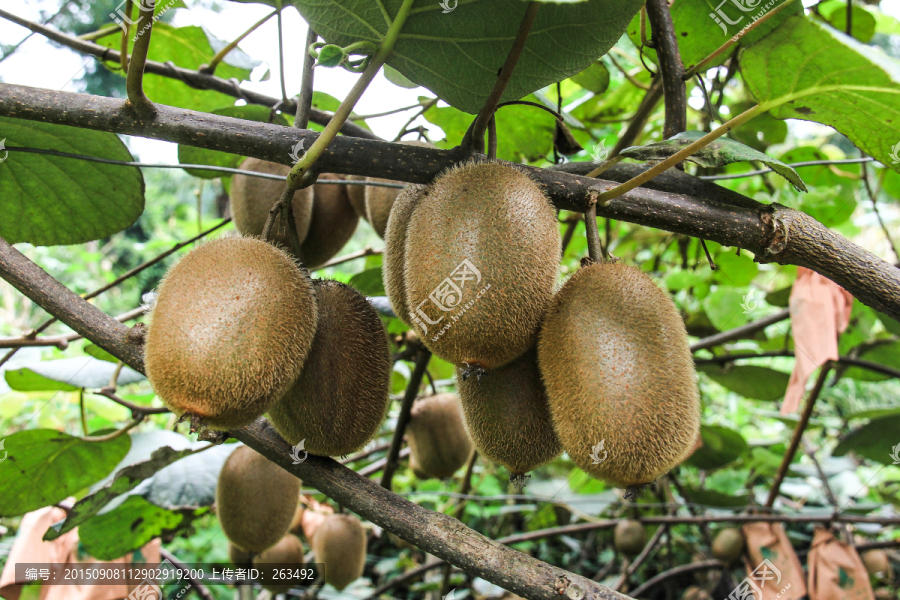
124 0 155 113
463 2 541 152
862 161 900 262
275 0 288 102
340 441 391 465
159 549 217 600
701 157 875 181
96 387 170 416
630 560 726 598
201 10 276 76
644 0 686 138
690 308 790 351
313 247 382 271
358 447 410 478
393 98 438 141
294 27 318 129
380 348 431 490
613 509 672 591
560 216 580 257
82 416 143 442
765 362 833 508
119 0 133 71
607 53 650 91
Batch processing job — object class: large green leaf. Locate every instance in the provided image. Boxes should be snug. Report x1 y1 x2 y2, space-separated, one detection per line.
833 414 900 465
686 425 748 470
680 487 751 508
702 287 752 331
0 117 144 246
698 364 790 401
295 0 644 113
621 132 806 191
742 15 900 173
348 267 386 296
96 24 253 112
5 357 145 392
0 429 130 517
841 342 900 381
178 105 288 179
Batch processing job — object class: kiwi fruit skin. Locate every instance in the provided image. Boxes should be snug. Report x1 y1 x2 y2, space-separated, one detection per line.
407 393 474 479
711 527 745 565
145 237 318 430
311 514 367 591
455 347 562 476
231 157 314 248
862 549 892 580
364 180 402 238
269 280 391 456
614 519 647 557
404 161 560 369
216 446 301 553
253 535 305 593
345 175 367 218
537 262 700 487
383 184 427 326
300 173 359 268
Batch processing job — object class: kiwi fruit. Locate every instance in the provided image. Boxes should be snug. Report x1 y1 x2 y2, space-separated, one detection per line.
406 393 474 479
402 161 560 369
345 175 367 218
862 549 893 580
382 183 427 326
253 535 305 593
682 586 712 600
311 514 367 591
300 173 359 268
614 519 647 557
216 445 301 553
711 527 744 565
230 157 314 249
145 237 318 430
269 280 391 456
364 181 404 238
228 543 253 568
537 262 700 488
455 348 561 478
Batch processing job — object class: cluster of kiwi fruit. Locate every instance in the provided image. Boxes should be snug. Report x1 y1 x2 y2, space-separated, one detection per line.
217 445 368 591
384 159 700 490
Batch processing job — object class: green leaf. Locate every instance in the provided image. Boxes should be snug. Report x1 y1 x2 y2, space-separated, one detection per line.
96 24 252 112
833 414 900 465
5 357 145 392
620 131 807 191
0 429 130 517
295 0 644 113
0 117 144 246
317 44 345 67
384 64 419 88
766 286 792 307
569 60 610 94
698 364 790 401
825 5 876 43
841 342 900 381
84 344 119 364
349 268 386 296
742 15 900 173
178 105 288 178
686 425 749 470
680 486 751 508
877 312 900 336
845 406 900 421
702 287 751 331
713 251 759 287
798 186 856 226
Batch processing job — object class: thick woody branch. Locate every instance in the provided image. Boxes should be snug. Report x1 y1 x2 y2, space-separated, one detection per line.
1 84 899 321
643 0 686 138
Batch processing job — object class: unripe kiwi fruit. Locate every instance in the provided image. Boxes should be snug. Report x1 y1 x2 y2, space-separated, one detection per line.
382 183 427 326
300 173 358 268
253 535 305 593
145 237 318 429
216 445 301 553
269 280 391 456
537 262 700 487
862 549 892 580
455 348 562 477
407 394 474 479
711 527 745 565
402 161 560 369
311 514 367 591
614 519 647 557
230 157 314 248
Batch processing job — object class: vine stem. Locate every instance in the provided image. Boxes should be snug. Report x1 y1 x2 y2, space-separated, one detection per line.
463 2 540 153
380 348 430 491
294 27 318 129
593 102 770 205
118 0 133 71
200 10 276 75
286 0 415 188
275 0 288 102
124 0 156 113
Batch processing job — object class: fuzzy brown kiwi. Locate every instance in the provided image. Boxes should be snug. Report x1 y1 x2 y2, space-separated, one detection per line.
406 393 474 479
253 535 305 593
455 347 561 479
537 262 700 488
404 161 560 369
268 280 391 456
362 141 434 238
230 157 314 248
145 237 318 430
862 549 892 580
300 174 359 268
216 445 301 553
382 183 427 326
614 519 647 557
711 527 745 565
345 175 367 218
311 514 367 591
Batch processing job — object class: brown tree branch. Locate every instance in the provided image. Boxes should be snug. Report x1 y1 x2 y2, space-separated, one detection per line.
643 0 686 138
690 308 790 352
1 84 899 321
380 348 431 490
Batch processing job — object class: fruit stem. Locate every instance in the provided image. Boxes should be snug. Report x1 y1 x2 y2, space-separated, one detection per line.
124 0 156 115
593 102 770 205
118 0 133 71
583 200 604 263
285 0 416 189
200 10 277 76
462 2 541 153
